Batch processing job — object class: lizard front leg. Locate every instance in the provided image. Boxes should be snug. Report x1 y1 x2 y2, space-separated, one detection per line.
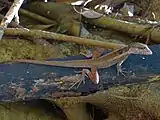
116 56 129 77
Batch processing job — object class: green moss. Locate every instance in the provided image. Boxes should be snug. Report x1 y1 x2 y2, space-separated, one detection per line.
148 75 160 82
0 38 57 62
53 97 81 109
0 38 93 63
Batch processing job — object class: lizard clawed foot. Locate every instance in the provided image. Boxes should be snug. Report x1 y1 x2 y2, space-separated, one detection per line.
116 58 129 77
117 68 128 77
69 69 87 90
117 64 128 77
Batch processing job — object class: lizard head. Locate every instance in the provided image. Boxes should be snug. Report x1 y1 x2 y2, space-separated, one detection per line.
129 43 153 55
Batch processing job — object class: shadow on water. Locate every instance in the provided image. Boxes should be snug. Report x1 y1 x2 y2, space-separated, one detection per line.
86 103 108 120
22 99 67 119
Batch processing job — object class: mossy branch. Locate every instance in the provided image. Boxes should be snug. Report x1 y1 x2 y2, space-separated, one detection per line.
87 16 160 43
4 28 126 49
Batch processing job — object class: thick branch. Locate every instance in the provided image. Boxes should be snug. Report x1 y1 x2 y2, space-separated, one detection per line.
4 28 126 49
87 16 160 43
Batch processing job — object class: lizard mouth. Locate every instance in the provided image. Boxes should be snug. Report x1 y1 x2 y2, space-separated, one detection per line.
129 48 153 55
143 49 153 55
142 44 153 55
137 47 153 55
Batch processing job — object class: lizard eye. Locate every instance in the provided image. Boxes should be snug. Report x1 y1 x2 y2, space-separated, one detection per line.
133 43 147 49
137 46 146 49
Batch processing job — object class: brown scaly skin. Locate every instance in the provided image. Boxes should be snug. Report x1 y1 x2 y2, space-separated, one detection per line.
13 43 152 86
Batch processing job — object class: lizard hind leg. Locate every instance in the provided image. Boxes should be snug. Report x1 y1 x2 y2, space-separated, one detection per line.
69 67 99 90
80 47 105 59
77 67 99 84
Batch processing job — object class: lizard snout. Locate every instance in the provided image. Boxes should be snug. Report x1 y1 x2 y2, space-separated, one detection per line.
129 47 153 55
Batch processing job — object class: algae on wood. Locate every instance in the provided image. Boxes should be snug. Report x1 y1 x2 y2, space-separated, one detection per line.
0 38 57 62
52 81 160 120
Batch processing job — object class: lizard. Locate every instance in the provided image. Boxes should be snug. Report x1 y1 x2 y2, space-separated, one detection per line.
13 42 152 88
